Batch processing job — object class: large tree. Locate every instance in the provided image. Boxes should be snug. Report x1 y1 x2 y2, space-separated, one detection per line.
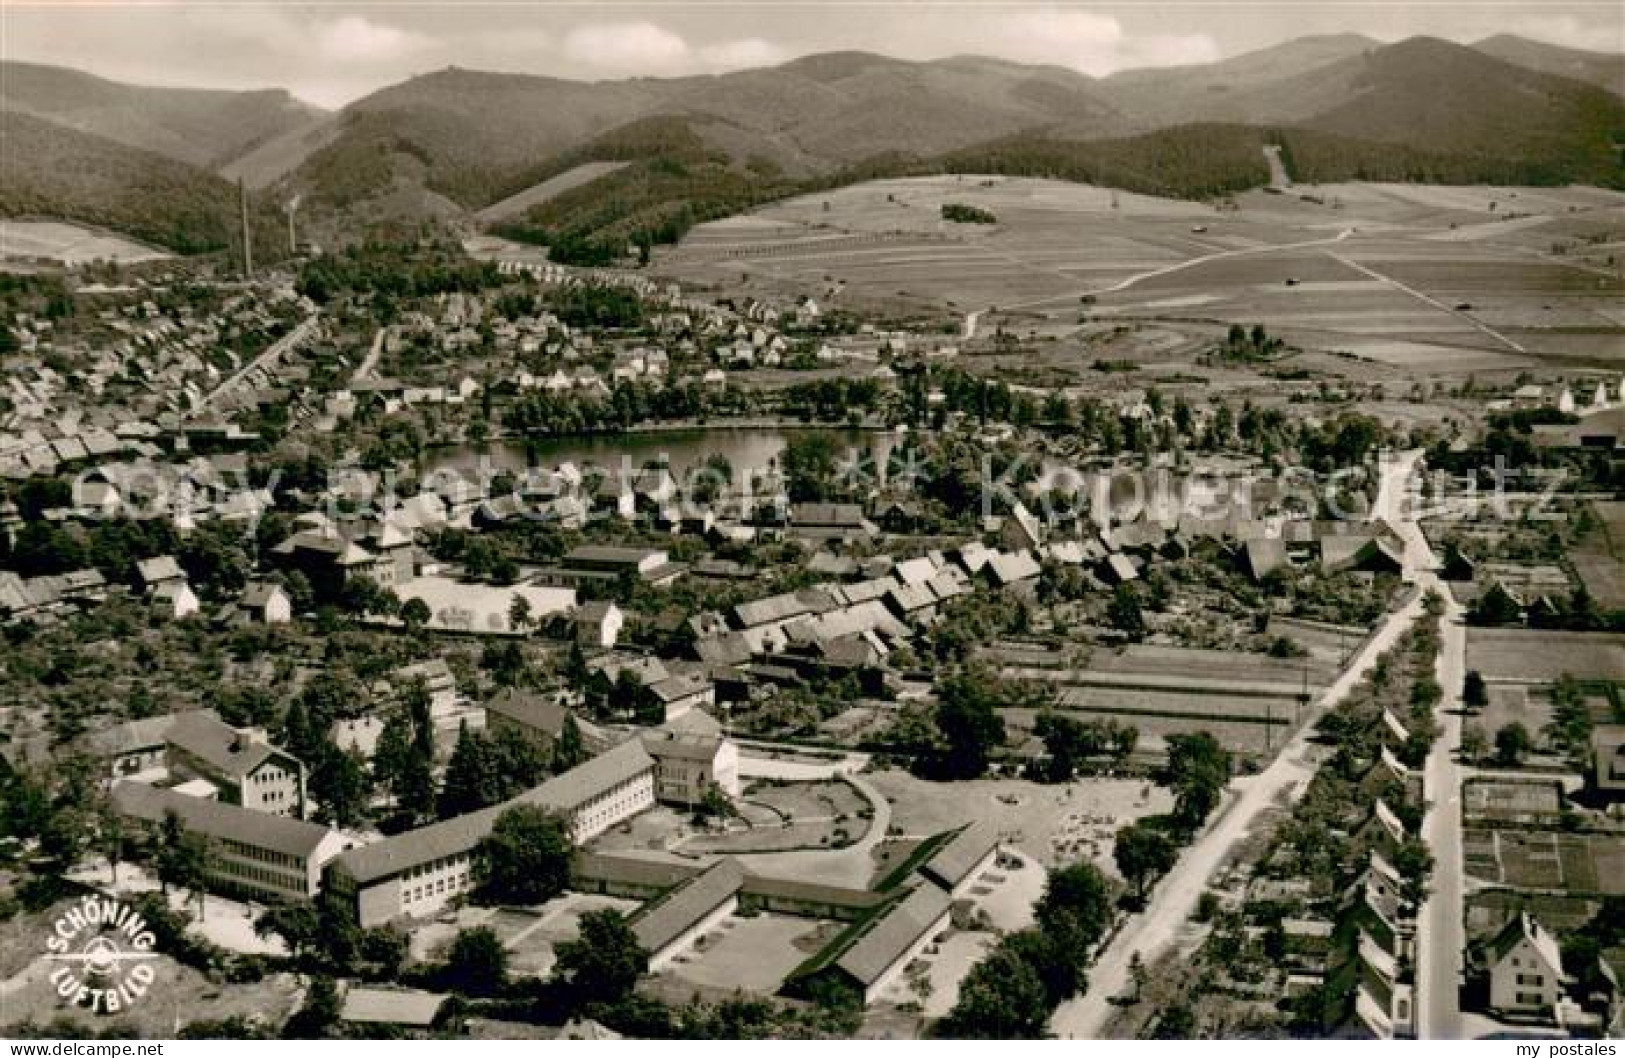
474 804 572 904
443 926 508 997
933 671 1007 779
553 909 646 1003
935 943 1051 1039
1036 860 1114 952
1113 821 1179 901
1165 732 1232 832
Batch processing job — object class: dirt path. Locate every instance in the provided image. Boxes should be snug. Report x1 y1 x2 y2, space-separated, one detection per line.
999 227 1354 315
1263 145 1292 189
1326 251 1527 354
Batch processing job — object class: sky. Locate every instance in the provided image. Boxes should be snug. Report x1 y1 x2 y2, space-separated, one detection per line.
2 1 1621 109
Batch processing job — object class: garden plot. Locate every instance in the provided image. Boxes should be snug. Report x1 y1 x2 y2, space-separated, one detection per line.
1574 502 1625 610
1463 778 1566 825
1466 829 1625 895
1476 685 1555 749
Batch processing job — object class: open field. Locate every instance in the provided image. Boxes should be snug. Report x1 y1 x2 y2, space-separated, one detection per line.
0 219 171 264
392 574 574 634
1466 629 1625 684
655 176 1623 375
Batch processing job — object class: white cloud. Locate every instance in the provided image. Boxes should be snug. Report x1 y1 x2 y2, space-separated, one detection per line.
1509 15 1620 52
559 22 792 78
315 15 428 64
699 38 789 72
969 8 1218 75
563 21 691 75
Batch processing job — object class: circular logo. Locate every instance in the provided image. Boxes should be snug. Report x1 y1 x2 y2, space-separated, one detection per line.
44 895 160 1014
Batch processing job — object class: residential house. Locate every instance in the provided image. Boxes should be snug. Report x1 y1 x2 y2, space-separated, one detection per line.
238 582 292 624
165 712 306 818
150 579 200 619
645 671 717 722
134 556 186 592
1487 913 1567 1016
485 689 574 757
79 709 215 779
574 600 624 649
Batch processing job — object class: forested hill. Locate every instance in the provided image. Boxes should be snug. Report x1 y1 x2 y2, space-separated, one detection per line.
0 111 288 257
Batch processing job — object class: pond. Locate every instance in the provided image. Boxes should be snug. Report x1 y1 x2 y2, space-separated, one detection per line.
424 426 903 482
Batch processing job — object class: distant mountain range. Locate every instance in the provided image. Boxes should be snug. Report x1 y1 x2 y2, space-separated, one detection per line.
2 34 1620 256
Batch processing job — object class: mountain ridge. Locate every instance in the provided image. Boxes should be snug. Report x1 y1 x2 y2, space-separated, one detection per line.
2 35 1620 256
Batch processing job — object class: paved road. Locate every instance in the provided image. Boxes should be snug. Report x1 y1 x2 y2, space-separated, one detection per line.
1053 452 1428 1038
204 313 319 409
1418 591 1467 1040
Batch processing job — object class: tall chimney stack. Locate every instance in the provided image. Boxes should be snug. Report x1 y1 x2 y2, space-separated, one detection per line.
238 178 253 278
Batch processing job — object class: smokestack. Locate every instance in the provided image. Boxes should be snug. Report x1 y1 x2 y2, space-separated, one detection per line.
238 178 253 278
286 194 300 256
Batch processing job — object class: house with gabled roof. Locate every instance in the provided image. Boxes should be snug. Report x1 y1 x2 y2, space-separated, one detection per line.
165 712 306 818
1322 931 1411 1038
1354 798 1407 860
1487 913 1567 1017
79 709 216 778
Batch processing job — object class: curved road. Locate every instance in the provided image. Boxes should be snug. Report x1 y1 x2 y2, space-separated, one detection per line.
1053 450 1429 1038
